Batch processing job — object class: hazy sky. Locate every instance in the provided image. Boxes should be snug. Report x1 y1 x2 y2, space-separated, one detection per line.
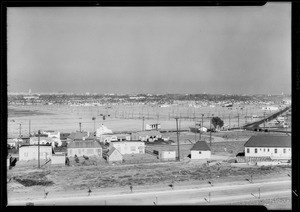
7 3 291 94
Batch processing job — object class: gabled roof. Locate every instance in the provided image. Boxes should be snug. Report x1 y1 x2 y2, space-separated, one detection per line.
106 147 122 156
244 135 291 148
68 141 102 149
191 141 211 151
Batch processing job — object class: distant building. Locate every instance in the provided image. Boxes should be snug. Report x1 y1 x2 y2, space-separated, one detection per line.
42 130 61 146
30 137 57 147
190 141 211 160
244 135 291 160
67 131 95 142
131 131 162 142
99 134 131 143
67 141 102 157
110 141 145 155
96 125 113 137
145 123 161 131
19 144 54 161
261 106 279 111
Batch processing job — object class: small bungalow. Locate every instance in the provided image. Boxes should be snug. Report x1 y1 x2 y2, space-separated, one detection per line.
103 147 123 164
99 133 131 143
190 141 211 160
19 144 54 161
244 135 291 160
67 141 102 157
110 141 145 155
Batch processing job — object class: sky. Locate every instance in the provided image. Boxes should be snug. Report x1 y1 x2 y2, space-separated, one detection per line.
7 3 291 95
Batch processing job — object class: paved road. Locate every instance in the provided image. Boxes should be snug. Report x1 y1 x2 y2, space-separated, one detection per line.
9 179 291 206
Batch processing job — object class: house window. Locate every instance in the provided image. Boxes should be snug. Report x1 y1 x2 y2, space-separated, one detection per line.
254 148 257 153
247 148 249 153
268 149 269 152
275 149 277 154
283 149 286 154
263 149 265 152
199 151 202 154
260 148 262 151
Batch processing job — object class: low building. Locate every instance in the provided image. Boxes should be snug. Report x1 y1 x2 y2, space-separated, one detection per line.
190 141 211 160
110 141 145 155
131 131 162 142
99 134 131 143
30 137 57 147
103 147 123 164
67 131 95 143
159 151 176 161
51 153 66 165
145 123 161 131
67 141 102 157
19 144 54 161
244 135 291 160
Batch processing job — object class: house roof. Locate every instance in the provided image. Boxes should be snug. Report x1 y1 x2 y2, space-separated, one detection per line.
106 147 122 157
67 141 102 149
244 135 291 148
190 141 211 151
68 131 95 140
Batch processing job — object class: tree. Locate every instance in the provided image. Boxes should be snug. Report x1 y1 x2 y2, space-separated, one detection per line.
211 117 224 129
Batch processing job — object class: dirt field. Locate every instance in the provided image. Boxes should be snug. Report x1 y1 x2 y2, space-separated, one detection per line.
7 160 291 204
7 103 278 138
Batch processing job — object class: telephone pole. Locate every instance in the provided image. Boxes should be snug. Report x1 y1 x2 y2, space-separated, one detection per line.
210 114 214 147
200 114 204 140
79 122 81 132
175 117 180 161
142 117 145 131
38 130 40 168
19 123 21 138
29 120 31 137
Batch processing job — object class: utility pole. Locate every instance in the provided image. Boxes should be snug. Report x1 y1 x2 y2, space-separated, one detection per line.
237 113 239 128
142 117 145 131
19 123 21 138
263 112 266 129
194 121 197 142
210 114 214 147
229 114 231 129
175 117 180 161
79 122 81 132
200 114 204 140
92 117 96 133
38 130 40 169
29 120 31 137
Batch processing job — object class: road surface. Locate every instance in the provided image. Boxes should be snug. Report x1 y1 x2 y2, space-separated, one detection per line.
8 178 291 206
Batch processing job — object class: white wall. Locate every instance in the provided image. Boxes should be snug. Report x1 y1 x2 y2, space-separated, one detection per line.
19 146 53 161
112 142 145 154
191 150 211 160
245 147 291 159
67 148 102 157
160 151 176 160
51 155 65 164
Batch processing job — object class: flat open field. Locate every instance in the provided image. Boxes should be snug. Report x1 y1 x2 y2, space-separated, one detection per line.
7 103 282 137
7 160 291 206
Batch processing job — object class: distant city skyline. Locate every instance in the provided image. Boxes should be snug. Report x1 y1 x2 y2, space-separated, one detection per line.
7 3 291 95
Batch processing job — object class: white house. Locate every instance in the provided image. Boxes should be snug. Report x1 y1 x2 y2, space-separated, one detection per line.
244 135 291 160
110 141 145 155
103 147 123 164
19 144 54 161
67 141 102 157
190 141 211 160
99 134 131 143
